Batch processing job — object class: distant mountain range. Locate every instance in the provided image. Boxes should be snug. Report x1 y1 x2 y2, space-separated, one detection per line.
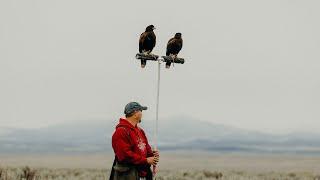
1 117 320 154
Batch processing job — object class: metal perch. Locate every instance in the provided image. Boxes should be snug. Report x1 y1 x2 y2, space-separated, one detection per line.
136 53 185 64
135 52 185 177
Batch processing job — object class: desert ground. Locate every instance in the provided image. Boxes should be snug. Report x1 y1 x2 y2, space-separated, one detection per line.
1 151 320 179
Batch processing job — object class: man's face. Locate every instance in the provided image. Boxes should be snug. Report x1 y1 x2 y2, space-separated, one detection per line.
134 110 143 123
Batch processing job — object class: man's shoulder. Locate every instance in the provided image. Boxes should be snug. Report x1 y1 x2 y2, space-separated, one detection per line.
137 126 147 135
113 126 130 136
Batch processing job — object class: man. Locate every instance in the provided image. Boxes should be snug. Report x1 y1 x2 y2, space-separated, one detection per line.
110 102 160 180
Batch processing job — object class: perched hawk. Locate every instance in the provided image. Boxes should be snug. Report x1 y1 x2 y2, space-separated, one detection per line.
139 25 156 68
166 33 183 68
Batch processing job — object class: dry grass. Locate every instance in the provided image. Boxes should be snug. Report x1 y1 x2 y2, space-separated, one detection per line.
0 167 108 180
1 153 320 179
0 167 320 180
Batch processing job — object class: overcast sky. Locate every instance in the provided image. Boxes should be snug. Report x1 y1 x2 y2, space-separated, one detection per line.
1 0 319 134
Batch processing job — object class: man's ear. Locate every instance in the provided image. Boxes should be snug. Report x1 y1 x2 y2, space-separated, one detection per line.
132 111 138 118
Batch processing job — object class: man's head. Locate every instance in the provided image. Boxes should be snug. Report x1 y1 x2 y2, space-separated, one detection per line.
124 102 148 123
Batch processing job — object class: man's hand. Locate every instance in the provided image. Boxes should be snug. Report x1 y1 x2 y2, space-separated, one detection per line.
153 150 160 158
147 156 159 166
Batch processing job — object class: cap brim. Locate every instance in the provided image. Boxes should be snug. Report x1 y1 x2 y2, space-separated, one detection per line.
141 106 148 110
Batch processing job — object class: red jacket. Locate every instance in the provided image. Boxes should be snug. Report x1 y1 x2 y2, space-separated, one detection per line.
112 118 154 177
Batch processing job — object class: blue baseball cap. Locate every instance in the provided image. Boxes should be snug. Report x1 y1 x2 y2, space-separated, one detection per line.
124 102 148 115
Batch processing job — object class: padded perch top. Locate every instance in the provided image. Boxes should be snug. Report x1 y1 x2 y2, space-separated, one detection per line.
136 53 185 64
162 56 185 64
136 53 159 61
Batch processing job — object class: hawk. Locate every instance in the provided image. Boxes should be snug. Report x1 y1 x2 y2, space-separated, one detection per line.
165 33 183 68
139 25 156 68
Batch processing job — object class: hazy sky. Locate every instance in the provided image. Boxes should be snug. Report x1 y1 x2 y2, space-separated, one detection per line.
1 0 319 134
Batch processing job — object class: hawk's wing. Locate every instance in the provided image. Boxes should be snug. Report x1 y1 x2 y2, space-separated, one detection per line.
166 38 182 56
139 32 147 53
139 32 156 53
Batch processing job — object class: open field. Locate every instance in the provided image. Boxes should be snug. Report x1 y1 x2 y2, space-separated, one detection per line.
1 152 320 179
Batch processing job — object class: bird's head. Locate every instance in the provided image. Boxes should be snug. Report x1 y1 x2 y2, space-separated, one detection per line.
145 25 156 32
174 32 182 39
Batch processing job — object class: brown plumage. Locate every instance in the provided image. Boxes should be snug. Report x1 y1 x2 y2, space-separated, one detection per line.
138 25 156 68
139 25 156 54
165 33 183 68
